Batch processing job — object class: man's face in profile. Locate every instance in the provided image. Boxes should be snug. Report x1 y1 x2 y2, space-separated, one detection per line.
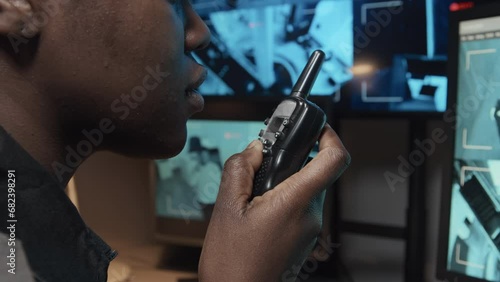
10 0 210 158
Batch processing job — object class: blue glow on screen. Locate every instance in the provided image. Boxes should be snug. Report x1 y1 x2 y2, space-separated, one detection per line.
192 0 353 97
348 0 452 112
191 0 453 113
155 120 262 221
446 22 500 281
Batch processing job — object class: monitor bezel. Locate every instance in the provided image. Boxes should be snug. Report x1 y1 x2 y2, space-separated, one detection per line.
152 97 334 247
436 2 500 281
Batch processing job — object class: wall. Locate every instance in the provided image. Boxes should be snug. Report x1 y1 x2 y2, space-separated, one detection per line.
338 119 448 282
75 152 155 245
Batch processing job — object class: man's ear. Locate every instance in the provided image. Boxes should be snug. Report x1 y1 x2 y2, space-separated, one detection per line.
0 0 36 37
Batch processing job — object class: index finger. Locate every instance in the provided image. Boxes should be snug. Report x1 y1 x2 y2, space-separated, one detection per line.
271 124 350 209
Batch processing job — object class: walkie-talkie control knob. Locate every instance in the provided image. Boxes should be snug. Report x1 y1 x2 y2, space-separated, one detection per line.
275 132 283 139
264 118 270 125
263 139 271 147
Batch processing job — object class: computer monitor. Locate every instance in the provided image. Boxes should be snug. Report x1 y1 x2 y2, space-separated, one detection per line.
192 0 354 97
437 2 500 281
152 98 332 246
153 119 262 245
191 0 464 115
348 0 454 113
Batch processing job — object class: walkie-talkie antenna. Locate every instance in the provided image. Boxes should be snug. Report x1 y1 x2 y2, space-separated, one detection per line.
291 50 325 99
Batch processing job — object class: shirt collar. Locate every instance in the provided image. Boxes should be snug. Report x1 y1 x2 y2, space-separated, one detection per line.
0 125 116 281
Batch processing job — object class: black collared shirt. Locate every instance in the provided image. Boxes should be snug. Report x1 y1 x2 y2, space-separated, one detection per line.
0 126 116 281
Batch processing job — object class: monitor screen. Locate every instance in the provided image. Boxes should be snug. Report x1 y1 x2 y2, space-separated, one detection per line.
440 10 500 282
349 0 453 112
152 99 328 246
155 120 263 222
191 0 459 114
192 0 354 97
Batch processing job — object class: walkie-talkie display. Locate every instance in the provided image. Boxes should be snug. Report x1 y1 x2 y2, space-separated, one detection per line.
252 50 327 198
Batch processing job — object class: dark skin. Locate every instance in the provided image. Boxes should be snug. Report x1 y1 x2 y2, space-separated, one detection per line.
0 0 350 281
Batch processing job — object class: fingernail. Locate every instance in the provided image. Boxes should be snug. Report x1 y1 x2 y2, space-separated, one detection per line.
246 140 260 150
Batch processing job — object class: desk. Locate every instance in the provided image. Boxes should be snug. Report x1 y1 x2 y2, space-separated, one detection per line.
107 241 198 282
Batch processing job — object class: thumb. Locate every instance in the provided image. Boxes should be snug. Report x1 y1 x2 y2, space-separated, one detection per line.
216 140 263 209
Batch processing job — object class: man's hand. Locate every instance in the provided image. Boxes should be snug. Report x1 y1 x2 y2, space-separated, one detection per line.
199 124 350 282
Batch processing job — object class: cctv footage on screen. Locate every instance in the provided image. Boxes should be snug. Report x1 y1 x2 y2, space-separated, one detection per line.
190 0 453 113
191 0 354 97
446 17 500 281
155 120 262 221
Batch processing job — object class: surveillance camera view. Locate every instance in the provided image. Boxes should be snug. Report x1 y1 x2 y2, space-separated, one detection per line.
349 0 454 112
447 16 500 281
155 120 263 221
191 0 354 97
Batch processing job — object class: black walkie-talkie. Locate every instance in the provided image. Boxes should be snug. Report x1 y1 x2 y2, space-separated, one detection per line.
252 50 327 198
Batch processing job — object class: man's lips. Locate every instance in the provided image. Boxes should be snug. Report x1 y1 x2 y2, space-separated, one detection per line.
183 54 207 115
185 88 205 115
185 66 207 115
186 67 208 92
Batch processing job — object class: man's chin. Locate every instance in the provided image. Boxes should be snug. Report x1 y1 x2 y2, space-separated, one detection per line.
151 133 188 160
153 145 185 160
109 135 186 160
106 124 188 159
116 146 183 160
